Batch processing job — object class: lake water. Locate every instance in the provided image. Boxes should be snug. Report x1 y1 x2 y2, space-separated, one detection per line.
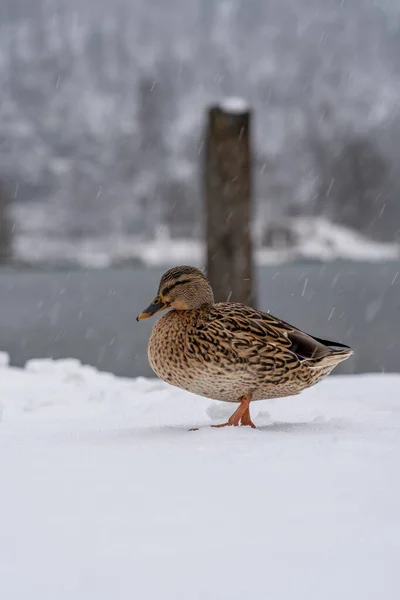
0 262 398 377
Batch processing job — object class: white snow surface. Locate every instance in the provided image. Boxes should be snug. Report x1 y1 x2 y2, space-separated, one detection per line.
12 217 399 269
0 356 399 599
218 96 250 114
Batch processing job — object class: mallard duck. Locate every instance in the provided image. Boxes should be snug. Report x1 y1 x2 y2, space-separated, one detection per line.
137 266 353 428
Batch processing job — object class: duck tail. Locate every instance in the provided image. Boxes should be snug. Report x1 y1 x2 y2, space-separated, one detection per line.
310 347 353 369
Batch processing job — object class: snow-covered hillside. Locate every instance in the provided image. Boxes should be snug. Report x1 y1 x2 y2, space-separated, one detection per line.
0 355 399 599
2 0 400 247
10 215 400 268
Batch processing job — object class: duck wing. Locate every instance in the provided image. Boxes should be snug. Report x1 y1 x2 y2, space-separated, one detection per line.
201 303 351 363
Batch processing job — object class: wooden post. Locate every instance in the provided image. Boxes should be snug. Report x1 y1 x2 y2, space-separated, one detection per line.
0 182 12 265
204 100 255 306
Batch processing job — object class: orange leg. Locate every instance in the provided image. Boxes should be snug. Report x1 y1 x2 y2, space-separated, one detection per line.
241 405 256 428
212 394 256 428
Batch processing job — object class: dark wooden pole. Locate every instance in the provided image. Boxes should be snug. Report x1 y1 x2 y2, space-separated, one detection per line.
204 102 255 306
0 182 12 265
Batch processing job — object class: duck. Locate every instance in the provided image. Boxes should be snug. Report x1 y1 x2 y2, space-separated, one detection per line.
136 265 353 428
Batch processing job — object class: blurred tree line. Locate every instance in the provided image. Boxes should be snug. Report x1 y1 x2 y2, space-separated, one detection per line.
1 0 400 262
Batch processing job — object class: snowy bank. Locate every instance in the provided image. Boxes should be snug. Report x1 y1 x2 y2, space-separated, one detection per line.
11 217 399 269
0 357 399 599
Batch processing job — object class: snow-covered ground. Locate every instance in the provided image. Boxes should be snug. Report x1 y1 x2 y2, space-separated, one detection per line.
11 209 400 269
0 355 399 599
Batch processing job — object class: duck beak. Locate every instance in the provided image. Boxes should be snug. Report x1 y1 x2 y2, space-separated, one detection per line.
136 295 168 321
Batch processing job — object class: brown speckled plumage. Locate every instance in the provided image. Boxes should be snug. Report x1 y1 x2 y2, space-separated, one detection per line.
137 266 353 427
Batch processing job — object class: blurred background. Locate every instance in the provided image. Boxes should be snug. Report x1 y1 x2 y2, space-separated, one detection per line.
0 0 399 377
